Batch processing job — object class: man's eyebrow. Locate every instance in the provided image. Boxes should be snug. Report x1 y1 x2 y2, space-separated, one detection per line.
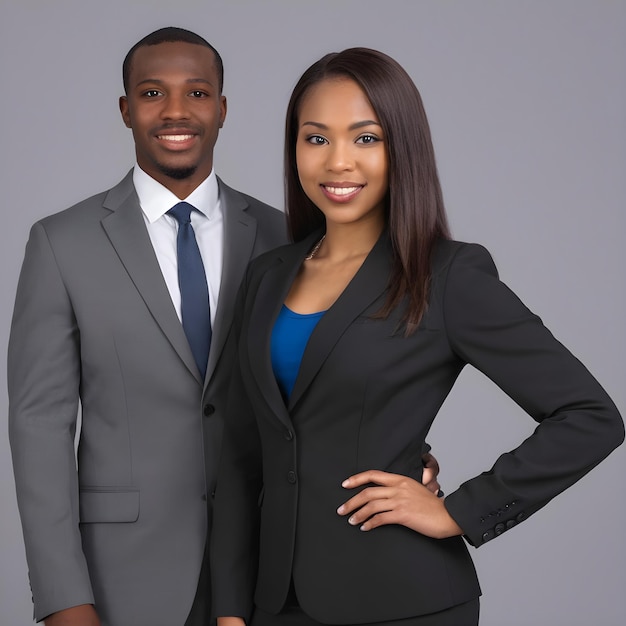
134 78 216 87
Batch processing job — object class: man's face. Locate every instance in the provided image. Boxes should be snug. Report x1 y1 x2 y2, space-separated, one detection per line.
120 41 226 194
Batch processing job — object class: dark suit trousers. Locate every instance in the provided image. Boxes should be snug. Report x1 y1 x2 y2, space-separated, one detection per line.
251 599 479 626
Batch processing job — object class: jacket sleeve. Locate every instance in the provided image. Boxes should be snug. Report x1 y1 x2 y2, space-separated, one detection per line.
210 270 263 621
441 243 624 547
8 222 94 620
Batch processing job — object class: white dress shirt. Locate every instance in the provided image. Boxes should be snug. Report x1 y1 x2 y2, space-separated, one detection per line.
133 164 224 326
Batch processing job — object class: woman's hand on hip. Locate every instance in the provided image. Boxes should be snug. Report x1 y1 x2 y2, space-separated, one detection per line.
337 469 463 539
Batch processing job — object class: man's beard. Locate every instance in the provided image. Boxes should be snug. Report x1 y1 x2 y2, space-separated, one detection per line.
158 163 197 180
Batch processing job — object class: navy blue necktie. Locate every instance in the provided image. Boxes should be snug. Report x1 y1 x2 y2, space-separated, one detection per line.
168 202 211 379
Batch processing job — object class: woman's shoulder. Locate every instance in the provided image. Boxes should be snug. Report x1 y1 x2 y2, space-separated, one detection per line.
246 233 319 284
431 238 498 278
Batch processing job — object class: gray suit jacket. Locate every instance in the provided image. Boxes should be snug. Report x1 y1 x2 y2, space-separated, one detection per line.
8 171 287 625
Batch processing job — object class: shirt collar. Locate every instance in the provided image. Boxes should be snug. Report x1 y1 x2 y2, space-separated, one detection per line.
133 164 220 224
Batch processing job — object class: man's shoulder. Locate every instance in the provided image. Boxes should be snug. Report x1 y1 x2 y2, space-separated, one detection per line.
242 192 285 232
217 178 287 248
217 178 283 220
38 172 133 231
40 190 107 225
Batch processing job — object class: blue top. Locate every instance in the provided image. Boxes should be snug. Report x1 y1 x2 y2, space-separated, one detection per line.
271 304 326 400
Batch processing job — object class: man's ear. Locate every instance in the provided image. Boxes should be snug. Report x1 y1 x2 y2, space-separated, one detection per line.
119 96 131 128
219 95 227 129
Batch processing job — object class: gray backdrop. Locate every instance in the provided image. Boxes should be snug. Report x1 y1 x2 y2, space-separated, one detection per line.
1 1 624 624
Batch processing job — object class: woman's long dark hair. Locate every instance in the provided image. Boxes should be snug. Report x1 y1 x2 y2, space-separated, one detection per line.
284 48 451 332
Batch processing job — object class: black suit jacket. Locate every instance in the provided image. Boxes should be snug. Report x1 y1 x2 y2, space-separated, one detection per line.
211 232 623 623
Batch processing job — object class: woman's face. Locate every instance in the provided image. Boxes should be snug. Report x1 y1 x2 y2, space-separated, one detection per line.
295 78 388 230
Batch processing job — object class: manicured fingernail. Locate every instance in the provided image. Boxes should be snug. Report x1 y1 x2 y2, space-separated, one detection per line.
348 516 357 525
342 479 350 487
337 505 345 514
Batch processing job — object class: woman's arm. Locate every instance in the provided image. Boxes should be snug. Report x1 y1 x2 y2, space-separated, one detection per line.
338 243 623 543
442 243 623 545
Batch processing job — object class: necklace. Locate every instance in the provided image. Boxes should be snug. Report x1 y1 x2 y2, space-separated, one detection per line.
304 235 325 261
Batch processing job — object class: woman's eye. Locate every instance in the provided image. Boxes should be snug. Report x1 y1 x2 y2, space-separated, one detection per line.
356 134 379 144
306 135 328 145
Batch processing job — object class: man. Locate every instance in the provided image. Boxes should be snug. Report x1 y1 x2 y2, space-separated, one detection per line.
8 27 438 626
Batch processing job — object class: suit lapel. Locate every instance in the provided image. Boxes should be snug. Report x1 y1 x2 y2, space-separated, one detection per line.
204 179 259 386
246 232 392 423
246 239 309 427
101 172 201 383
288 233 392 410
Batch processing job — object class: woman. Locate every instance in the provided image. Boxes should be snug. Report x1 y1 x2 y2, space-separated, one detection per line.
210 48 623 626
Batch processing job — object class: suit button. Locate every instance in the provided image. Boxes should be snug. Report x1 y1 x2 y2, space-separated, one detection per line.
494 523 505 535
516 512 526 522
506 519 517 530
284 430 294 441
203 404 215 416
482 530 495 543
287 471 297 484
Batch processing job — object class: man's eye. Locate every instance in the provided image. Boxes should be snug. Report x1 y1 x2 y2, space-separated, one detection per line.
190 91 207 98
144 90 161 97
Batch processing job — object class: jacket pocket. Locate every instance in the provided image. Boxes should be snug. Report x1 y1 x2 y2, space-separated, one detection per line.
79 487 140 523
